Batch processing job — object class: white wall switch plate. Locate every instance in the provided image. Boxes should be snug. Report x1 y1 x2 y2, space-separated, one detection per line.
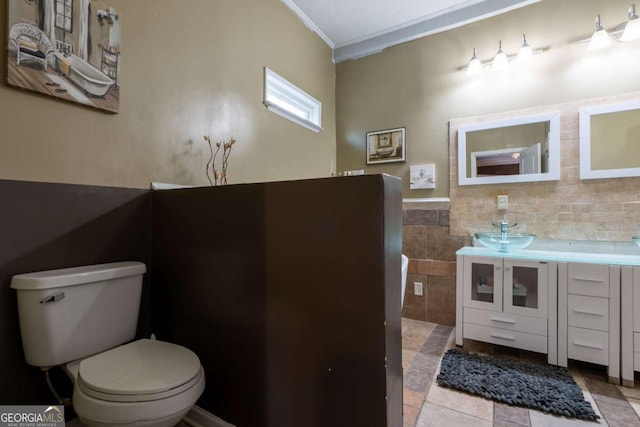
414 282 423 296
497 195 508 210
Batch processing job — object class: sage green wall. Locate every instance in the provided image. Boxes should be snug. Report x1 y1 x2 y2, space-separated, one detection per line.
591 109 640 170
0 0 335 189
336 0 640 198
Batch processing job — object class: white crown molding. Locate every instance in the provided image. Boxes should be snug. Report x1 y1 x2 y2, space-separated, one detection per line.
280 0 335 49
333 0 487 49
334 0 541 62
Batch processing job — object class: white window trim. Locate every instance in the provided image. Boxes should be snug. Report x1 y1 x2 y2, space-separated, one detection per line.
263 67 322 133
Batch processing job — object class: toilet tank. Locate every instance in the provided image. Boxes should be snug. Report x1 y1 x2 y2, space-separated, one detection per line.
10 261 146 368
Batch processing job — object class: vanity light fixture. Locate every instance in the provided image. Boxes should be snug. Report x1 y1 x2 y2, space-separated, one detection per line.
620 4 640 41
461 35 546 76
588 14 612 50
466 48 483 76
578 4 640 46
492 40 509 70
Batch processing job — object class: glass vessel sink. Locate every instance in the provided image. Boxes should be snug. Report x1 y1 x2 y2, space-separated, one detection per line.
634 237 640 248
475 232 536 252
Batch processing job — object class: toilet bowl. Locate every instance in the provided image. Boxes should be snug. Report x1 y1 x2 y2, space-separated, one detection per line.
10 262 205 427
68 339 205 427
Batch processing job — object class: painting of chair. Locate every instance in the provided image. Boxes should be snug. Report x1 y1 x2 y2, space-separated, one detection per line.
8 23 55 71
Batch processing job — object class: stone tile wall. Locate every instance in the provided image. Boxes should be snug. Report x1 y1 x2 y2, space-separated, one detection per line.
402 202 470 325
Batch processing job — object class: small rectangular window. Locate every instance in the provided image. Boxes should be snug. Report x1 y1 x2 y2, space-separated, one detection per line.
263 67 322 133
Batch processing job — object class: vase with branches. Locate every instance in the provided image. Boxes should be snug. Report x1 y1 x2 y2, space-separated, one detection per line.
204 135 236 185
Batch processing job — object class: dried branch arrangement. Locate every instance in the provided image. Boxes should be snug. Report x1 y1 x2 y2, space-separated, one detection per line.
204 135 236 185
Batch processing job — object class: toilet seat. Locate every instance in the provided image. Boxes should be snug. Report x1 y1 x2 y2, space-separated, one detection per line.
78 366 204 403
77 339 202 402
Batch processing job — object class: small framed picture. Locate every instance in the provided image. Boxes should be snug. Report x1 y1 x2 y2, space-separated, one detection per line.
366 127 406 165
410 164 436 189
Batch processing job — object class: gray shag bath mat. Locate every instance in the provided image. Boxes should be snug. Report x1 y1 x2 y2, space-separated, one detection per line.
437 348 599 421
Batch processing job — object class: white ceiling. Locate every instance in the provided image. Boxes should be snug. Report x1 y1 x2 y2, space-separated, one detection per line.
282 0 541 62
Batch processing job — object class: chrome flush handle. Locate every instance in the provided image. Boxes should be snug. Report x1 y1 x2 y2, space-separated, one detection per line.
40 292 65 304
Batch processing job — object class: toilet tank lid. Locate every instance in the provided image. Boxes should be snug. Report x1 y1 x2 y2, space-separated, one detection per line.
10 261 146 290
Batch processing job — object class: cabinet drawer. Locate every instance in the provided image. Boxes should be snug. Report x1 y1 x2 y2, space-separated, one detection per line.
568 263 609 297
463 323 547 354
568 295 609 332
463 307 547 336
567 326 608 365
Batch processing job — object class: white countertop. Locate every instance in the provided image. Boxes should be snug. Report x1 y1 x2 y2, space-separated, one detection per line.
458 238 640 266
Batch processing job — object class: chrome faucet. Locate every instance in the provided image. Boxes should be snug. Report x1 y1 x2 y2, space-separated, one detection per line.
500 214 510 242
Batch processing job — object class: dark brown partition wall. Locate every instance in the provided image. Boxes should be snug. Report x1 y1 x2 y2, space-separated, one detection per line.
0 179 152 406
152 174 402 427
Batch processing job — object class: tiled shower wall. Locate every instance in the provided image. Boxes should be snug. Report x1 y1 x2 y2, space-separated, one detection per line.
402 202 470 325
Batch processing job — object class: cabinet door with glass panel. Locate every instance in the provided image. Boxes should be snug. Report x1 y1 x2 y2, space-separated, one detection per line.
463 256 548 318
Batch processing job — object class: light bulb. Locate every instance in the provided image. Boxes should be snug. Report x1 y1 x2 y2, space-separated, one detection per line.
588 14 611 50
492 41 509 70
621 4 640 41
517 34 534 63
466 48 483 76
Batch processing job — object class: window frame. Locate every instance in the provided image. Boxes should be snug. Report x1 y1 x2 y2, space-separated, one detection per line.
263 67 322 133
55 0 73 32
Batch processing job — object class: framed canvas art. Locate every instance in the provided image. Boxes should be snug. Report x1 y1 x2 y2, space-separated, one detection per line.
7 0 121 113
410 164 436 189
366 127 406 164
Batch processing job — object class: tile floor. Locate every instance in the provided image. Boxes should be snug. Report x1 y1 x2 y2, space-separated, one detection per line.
402 318 640 426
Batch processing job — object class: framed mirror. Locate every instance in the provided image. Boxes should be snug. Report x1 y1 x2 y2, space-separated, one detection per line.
457 112 560 186
579 99 640 180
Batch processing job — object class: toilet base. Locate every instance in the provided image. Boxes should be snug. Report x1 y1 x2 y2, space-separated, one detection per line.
77 407 190 427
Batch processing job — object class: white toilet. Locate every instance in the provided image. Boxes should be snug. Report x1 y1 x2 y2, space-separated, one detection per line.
10 261 205 427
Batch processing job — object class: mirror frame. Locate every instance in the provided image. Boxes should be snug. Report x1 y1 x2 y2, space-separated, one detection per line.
457 112 561 186
579 99 640 180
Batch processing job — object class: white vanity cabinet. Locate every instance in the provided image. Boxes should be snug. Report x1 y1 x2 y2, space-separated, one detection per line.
456 253 557 363
558 263 620 384
457 243 640 386
621 266 640 386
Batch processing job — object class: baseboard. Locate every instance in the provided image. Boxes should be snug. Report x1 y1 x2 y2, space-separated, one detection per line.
65 405 233 427
182 405 236 427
